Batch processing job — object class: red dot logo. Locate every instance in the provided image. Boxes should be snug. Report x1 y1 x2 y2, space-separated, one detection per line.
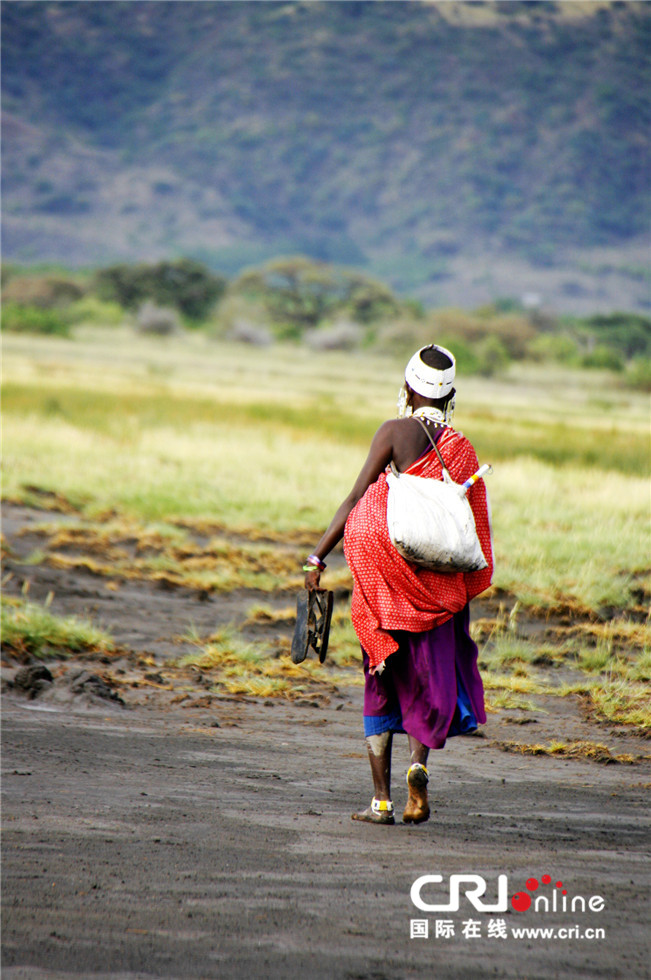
526 877 539 891
511 891 532 912
541 874 551 884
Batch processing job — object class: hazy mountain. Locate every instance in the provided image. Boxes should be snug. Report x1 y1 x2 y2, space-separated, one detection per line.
2 0 649 312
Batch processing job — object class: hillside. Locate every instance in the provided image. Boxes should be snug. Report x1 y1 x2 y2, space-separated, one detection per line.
2 0 650 312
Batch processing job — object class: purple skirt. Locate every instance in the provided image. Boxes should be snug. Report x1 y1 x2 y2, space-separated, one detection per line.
362 605 486 750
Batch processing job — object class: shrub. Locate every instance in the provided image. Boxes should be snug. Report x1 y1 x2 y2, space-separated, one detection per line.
372 324 483 376
136 302 182 335
66 296 124 326
2 303 70 337
1 264 16 287
527 334 579 364
436 336 481 376
475 335 511 376
624 357 651 392
580 312 651 359
477 314 537 359
431 309 535 359
2 275 84 309
373 320 431 359
209 292 270 340
304 320 364 351
581 345 624 371
227 321 273 346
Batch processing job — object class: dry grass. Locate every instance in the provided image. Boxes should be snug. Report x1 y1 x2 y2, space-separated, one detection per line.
582 679 651 734
243 603 297 626
492 739 646 765
484 691 545 713
176 627 362 700
19 519 308 593
481 671 551 696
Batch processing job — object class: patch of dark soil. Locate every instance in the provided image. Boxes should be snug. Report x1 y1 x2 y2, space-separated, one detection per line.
67 668 125 705
4 663 54 699
502 715 539 725
3 662 126 708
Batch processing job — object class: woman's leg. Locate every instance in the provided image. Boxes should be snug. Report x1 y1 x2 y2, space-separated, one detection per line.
351 731 395 824
404 734 430 824
366 731 393 800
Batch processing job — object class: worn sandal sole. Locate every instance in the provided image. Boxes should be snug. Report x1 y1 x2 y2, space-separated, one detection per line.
291 589 334 664
291 591 310 664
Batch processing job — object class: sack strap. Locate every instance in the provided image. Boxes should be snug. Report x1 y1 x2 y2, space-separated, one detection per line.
414 417 451 478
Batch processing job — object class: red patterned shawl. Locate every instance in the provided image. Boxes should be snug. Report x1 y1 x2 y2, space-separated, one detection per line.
343 427 493 669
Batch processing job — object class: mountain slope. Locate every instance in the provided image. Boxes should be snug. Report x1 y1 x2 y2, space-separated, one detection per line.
2 1 649 310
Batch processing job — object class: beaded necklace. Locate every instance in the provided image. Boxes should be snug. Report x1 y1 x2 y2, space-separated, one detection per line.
396 387 456 425
412 406 447 426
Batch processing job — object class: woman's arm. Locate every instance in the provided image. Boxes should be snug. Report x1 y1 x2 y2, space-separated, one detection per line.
304 421 396 589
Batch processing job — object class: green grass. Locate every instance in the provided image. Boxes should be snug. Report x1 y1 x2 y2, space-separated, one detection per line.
1 596 114 659
476 607 651 731
2 330 648 720
585 678 651 732
3 332 650 619
491 459 649 612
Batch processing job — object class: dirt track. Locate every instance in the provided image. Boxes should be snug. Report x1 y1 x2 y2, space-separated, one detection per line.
2 505 650 979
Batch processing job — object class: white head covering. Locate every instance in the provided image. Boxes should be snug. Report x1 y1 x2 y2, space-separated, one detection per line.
405 345 456 399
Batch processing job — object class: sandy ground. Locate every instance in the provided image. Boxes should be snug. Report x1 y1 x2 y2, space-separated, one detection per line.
2 505 650 980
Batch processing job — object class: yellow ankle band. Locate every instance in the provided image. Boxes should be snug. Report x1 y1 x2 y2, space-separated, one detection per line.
371 798 394 813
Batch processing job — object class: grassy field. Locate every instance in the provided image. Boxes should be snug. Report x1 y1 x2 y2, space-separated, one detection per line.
4 329 649 608
2 328 649 733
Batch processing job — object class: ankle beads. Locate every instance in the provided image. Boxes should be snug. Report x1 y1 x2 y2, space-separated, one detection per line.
371 798 394 815
406 763 429 785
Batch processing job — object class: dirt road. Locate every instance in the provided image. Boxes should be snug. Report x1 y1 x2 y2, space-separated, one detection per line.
2 505 649 979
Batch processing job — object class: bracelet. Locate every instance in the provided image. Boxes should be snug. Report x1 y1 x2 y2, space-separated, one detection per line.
307 554 326 570
304 554 327 571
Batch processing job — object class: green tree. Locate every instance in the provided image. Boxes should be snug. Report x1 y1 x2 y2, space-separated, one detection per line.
581 313 651 359
234 256 401 334
94 259 227 322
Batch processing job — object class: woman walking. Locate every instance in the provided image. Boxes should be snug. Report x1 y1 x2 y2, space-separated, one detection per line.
304 345 493 824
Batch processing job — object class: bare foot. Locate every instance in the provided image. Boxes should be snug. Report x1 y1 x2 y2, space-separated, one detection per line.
351 803 395 825
403 765 430 824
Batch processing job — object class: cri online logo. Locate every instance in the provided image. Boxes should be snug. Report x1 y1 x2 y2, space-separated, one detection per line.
511 874 605 913
411 873 605 914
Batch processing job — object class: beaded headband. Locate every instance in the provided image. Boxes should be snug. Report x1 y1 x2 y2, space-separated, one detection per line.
404 345 456 399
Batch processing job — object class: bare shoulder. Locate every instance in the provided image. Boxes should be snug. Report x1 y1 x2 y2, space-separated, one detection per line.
371 418 404 443
376 417 415 435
